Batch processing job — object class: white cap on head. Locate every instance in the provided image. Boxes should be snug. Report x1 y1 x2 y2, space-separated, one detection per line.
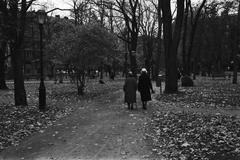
141 68 147 73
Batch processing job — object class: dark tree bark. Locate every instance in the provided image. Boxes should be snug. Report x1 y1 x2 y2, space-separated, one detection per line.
162 0 184 93
142 35 154 77
182 0 190 75
0 0 9 90
233 0 240 84
76 69 85 95
155 0 163 79
7 0 35 106
11 43 27 105
115 0 140 76
139 1 157 79
0 41 8 90
186 0 207 75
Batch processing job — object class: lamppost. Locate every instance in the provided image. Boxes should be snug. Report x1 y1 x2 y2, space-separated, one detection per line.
37 10 46 110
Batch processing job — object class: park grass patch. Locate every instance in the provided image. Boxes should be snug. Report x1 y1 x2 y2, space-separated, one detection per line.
148 78 240 160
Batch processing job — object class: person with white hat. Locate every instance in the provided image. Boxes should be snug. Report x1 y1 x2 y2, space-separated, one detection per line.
138 68 154 109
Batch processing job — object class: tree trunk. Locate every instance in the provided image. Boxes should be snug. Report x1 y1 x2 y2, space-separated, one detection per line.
155 0 163 79
11 44 27 106
77 70 85 95
162 0 184 93
143 36 150 74
124 51 128 77
0 41 8 90
147 39 154 78
129 31 138 75
7 0 29 106
182 0 190 75
162 0 174 93
233 0 240 84
186 0 206 75
233 60 238 84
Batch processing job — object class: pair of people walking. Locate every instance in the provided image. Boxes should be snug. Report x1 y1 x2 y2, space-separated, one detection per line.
123 68 154 110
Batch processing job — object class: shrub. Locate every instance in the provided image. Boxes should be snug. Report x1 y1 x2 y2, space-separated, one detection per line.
181 75 194 87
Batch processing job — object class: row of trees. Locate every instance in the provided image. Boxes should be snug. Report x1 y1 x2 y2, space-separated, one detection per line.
0 0 240 106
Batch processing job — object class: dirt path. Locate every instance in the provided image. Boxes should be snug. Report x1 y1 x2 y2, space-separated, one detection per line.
0 89 157 160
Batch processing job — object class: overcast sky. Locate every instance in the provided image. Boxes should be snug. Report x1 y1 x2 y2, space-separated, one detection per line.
34 0 72 17
35 0 200 17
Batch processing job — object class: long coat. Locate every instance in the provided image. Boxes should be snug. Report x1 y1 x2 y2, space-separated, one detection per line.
138 73 153 101
123 77 137 103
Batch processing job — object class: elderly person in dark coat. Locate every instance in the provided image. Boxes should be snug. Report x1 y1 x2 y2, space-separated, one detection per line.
138 68 154 109
123 71 137 110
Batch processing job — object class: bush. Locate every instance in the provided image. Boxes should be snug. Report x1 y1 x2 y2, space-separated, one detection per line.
181 75 194 87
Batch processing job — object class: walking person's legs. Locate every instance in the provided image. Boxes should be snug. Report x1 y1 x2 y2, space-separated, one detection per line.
127 103 130 110
130 103 133 110
142 101 147 109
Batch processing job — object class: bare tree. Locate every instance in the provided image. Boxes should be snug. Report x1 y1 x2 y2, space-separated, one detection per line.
0 0 9 90
6 0 36 105
150 0 163 80
68 0 91 25
182 0 207 76
162 0 184 93
113 0 141 75
233 0 240 84
0 41 8 90
139 0 157 78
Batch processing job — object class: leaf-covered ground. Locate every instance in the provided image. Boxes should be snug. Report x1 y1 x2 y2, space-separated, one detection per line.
147 78 240 160
0 78 124 152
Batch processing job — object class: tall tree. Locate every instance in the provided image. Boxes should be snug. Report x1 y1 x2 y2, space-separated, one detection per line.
162 0 184 93
139 0 157 78
47 24 116 95
182 0 190 76
0 41 8 89
8 0 35 105
114 0 141 75
233 0 240 84
183 0 207 76
70 0 90 25
0 0 9 89
155 0 163 79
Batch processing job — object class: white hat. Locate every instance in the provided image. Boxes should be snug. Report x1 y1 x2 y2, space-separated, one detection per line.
141 68 147 73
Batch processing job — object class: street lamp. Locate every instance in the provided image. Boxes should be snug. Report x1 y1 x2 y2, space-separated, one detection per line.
37 10 46 110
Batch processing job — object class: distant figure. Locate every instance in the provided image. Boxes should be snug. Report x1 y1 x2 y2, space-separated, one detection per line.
123 71 137 110
138 68 154 110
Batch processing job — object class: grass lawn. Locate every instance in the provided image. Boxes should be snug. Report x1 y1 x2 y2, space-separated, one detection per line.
147 77 240 160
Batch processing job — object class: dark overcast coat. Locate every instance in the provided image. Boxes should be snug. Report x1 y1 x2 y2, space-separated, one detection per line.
123 77 137 103
138 73 153 101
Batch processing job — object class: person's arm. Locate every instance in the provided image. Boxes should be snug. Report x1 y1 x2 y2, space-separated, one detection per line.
123 80 127 92
134 79 138 91
137 77 141 92
149 77 154 93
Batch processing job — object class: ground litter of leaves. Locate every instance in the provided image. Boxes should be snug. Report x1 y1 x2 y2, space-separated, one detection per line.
0 78 123 152
147 78 240 160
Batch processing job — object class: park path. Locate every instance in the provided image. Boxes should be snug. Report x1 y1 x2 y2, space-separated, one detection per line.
0 88 159 160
